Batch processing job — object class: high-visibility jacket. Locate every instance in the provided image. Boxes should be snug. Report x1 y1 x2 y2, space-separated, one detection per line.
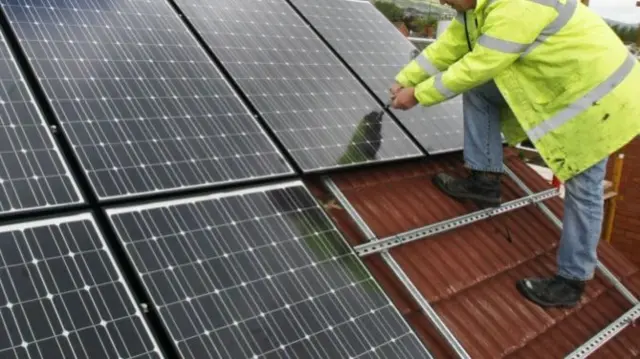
395 0 640 181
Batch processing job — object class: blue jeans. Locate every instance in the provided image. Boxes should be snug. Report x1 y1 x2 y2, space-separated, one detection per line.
464 80 608 281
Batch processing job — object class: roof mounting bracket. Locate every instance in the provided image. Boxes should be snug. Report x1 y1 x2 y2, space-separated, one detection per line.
353 187 559 257
322 176 472 359
564 303 640 359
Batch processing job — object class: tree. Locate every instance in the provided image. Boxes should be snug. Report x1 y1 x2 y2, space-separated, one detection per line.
409 15 438 33
373 1 404 22
608 22 639 44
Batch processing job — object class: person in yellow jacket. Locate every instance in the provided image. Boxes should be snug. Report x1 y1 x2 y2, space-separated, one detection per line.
390 0 640 308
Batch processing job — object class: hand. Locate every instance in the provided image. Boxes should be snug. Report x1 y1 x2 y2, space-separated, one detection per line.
389 83 403 97
391 87 418 110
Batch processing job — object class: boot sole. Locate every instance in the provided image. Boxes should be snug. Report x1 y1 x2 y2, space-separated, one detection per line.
432 177 502 208
515 281 579 309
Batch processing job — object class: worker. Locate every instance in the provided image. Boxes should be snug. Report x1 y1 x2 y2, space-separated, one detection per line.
390 0 640 309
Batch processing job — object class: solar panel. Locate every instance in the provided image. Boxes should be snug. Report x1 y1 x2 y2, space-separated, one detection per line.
0 0 294 201
0 29 82 215
107 181 433 359
172 0 425 171
289 0 465 154
0 213 163 359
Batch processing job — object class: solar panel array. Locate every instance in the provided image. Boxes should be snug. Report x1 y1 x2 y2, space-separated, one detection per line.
288 0 465 154
107 182 431 359
1 0 294 200
171 0 425 171
0 29 82 215
0 0 463 356
0 214 162 359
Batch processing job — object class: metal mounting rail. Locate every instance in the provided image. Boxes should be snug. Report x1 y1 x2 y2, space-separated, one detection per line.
503 165 638 306
564 303 640 359
322 177 472 359
354 187 559 256
503 165 639 358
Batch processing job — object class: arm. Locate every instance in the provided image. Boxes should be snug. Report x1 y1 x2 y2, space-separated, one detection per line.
413 0 548 106
395 13 470 87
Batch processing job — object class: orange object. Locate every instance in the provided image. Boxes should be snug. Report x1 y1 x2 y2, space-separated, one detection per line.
603 153 625 243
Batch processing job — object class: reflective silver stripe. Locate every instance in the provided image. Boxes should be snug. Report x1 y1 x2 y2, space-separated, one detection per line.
415 53 440 76
528 0 559 6
487 0 555 7
477 35 528 53
434 73 457 99
522 0 577 56
527 54 637 142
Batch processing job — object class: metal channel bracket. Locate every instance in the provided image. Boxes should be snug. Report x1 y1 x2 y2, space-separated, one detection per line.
355 187 559 256
503 165 638 306
565 303 640 359
322 177 472 359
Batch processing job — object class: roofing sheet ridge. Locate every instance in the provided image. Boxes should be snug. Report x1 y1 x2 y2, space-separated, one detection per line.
502 283 617 358
505 273 640 359
425 243 557 305
306 150 640 358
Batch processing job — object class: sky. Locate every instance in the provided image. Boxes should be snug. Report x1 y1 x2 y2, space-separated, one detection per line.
589 0 640 24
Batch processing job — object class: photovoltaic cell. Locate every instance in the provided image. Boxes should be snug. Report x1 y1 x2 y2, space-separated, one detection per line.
0 213 162 359
289 0 465 154
0 27 82 215
0 0 294 200
172 0 425 171
107 181 433 359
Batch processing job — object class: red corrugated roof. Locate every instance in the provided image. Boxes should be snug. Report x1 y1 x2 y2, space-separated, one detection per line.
308 149 640 358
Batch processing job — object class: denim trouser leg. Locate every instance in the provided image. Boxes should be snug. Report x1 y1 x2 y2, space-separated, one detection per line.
557 157 608 281
462 80 506 173
463 80 608 281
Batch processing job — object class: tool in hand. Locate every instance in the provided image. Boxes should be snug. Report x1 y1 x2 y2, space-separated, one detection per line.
375 101 391 121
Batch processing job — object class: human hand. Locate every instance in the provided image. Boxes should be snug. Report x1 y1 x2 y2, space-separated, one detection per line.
391 87 418 110
389 83 403 97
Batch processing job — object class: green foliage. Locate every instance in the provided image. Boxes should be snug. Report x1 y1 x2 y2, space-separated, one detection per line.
609 22 639 44
373 1 405 22
409 15 438 32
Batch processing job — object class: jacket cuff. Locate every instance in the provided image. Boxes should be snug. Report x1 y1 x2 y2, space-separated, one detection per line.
394 72 413 88
414 76 448 106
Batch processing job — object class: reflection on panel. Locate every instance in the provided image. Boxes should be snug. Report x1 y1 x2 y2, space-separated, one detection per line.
108 181 433 359
0 27 82 214
289 0 465 154
173 0 425 171
0 213 162 359
0 0 294 200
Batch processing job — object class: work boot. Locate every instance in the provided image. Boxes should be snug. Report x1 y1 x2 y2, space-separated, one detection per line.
516 275 586 308
432 170 502 208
